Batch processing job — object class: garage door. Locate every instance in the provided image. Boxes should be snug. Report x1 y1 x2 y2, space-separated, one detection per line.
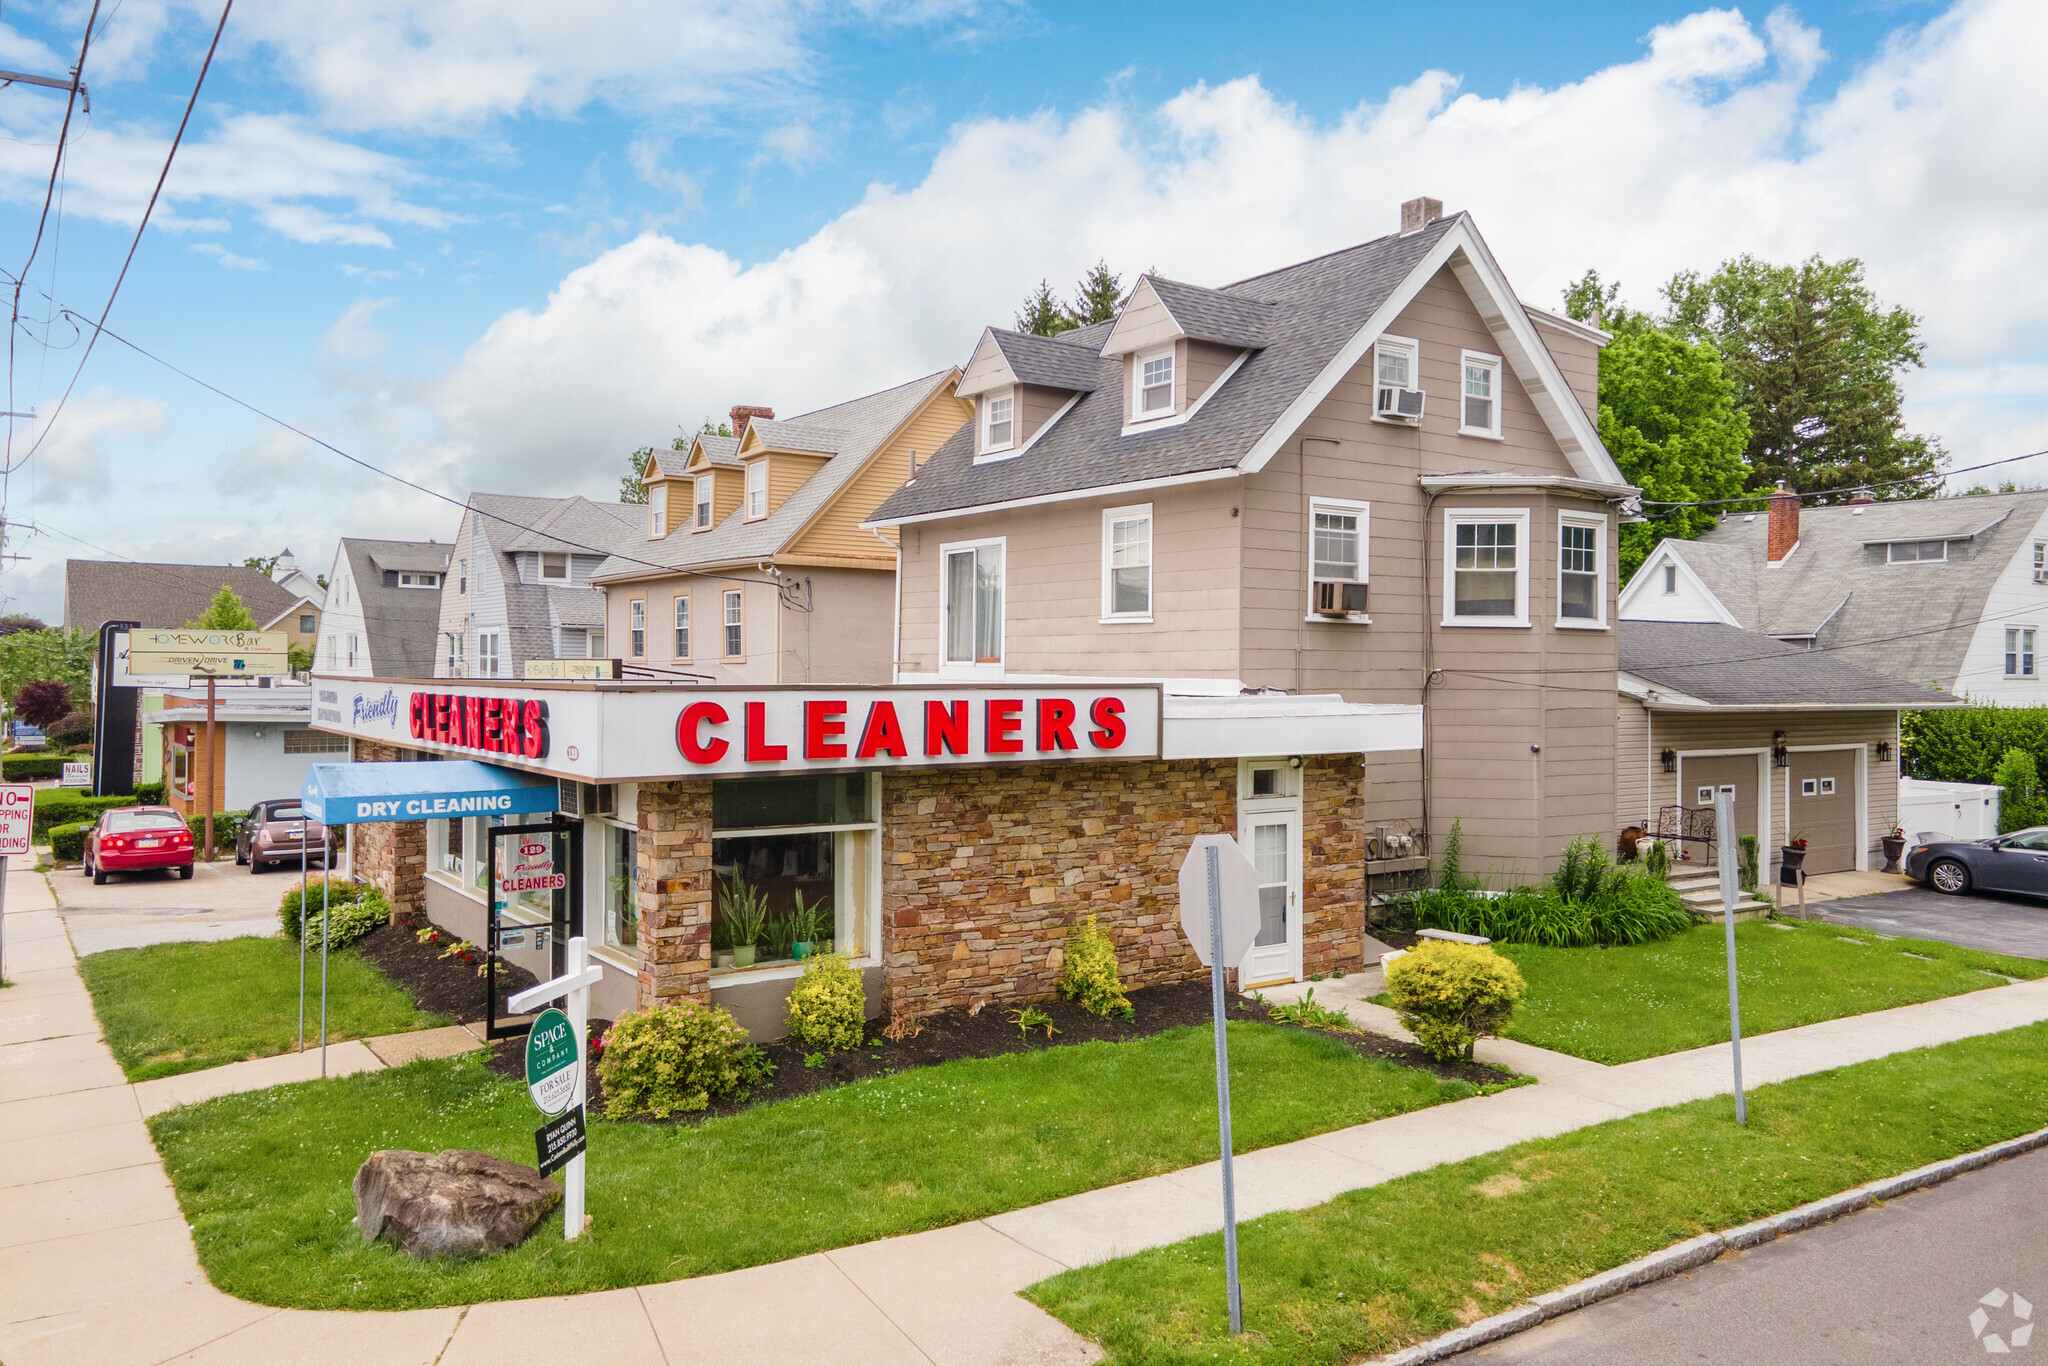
1678 753 1759 860
1788 750 1857 874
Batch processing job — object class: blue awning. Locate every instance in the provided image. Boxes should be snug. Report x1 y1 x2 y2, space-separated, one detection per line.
302 760 559 826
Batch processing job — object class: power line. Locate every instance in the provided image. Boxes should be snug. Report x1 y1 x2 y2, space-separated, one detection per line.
10 0 231 480
1639 449 2048 511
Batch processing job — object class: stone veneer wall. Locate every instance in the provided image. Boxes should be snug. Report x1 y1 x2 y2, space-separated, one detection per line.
1299 754 1367 978
349 739 425 924
634 781 714 1009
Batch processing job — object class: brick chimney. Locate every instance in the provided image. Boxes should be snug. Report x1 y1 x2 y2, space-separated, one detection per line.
729 405 774 441
1400 196 1443 234
1767 480 1800 563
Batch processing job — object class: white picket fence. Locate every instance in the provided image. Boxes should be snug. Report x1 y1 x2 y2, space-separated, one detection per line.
1899 777 2001 842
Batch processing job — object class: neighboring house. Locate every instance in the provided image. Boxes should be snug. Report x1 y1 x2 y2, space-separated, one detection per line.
316 539 451 679
437 495 639 679
267 547 327 622
155 687 350 816
1618 620 1961 876
867 198 1630 878
1621 487 2048 702
63 557 322 653
592 379 973 685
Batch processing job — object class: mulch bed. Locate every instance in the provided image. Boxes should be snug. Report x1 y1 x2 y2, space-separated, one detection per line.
356 922 539 1024
1372 927 1424 951
469 976 1518 1126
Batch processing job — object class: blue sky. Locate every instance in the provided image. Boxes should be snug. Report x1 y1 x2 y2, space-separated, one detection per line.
0 0 2036 625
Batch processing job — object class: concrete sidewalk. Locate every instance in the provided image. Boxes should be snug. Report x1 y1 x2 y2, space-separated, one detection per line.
8 864 2048 1366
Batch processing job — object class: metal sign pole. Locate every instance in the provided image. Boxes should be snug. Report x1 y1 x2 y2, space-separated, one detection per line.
0 853 9 984
1716 789 1747 1125
320 871 330 1077
1206 843 1244 1336
297 841 307 1051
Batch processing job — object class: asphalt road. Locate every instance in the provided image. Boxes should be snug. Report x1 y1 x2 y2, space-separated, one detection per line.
1818 885 2048 960
50 856 317 954
1460 1146 2048 1364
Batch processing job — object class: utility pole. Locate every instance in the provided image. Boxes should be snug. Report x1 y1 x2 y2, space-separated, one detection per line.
0 71 89 110
202 674 217 861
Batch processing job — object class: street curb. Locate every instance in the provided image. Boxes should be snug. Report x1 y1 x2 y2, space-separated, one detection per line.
1370 1123 2048 1363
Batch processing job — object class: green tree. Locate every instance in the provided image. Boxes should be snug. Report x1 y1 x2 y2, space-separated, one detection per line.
1994 747 2043 834
1560 269 1652 335
242 554 279 577
0 628 93 707
287 644 314 675
0 613 46 637
187 585 258 630
1663 255 1940 500
622 421 731 505
1069 261 1122 325
1015 278 1073 337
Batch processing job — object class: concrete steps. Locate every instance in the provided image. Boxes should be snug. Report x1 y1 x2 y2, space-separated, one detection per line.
1668 872 1771 921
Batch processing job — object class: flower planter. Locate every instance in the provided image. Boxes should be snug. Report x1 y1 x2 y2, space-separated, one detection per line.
713 951 735 970
1779 845 1807 884
792 941 812 961
732 946 757 969
1880 836 1906 874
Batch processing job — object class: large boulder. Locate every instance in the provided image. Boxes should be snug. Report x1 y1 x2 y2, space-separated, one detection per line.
353 1149 561 1259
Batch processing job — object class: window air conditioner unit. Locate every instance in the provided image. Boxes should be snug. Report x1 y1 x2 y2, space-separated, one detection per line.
1375 385 1425 422
557 781 615 819
1312 580 1368 616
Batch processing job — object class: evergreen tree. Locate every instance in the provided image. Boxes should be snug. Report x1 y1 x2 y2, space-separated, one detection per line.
1069 261 1123 325
1663 255 1940 500
1014 279 1073 336
187 585 258 630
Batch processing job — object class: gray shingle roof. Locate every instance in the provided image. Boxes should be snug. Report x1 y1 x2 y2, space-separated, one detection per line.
62 560 302 634
870 215 1463 522
1145 275 1276 347
498 496 642 554
1674 491 2048 691
991 330 1105 392
461 494 634 667
693 434 742 468
1620 621 1959 709
592 368 955 582
341 538 448 678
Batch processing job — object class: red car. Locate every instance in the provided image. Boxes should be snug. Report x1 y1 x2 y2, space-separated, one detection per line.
84 806 194 884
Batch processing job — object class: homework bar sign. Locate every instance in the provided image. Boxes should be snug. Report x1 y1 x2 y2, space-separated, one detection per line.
128 630 290 677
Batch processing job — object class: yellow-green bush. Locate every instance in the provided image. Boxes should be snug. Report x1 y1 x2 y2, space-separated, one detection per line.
783 951 866 1052
596 1001 766 1118
1058 913 1132 1020
1383 939 1526 1062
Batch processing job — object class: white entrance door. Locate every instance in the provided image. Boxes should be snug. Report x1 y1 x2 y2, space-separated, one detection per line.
1237 758 1303 987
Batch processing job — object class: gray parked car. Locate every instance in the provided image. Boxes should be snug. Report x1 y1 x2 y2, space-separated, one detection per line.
235 799 335 873
1905 827 2048 897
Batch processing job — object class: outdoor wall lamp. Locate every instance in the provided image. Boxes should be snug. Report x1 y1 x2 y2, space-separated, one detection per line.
1772 730 1790 769
1876 740 1893 761
1660 748 1677 773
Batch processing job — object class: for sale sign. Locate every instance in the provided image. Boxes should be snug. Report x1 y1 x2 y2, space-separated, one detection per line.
0 783 31 857
524 1007 579 1118
534 1105 587 1178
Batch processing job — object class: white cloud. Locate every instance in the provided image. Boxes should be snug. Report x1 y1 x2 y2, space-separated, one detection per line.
19 387 170 501
191 242 266 270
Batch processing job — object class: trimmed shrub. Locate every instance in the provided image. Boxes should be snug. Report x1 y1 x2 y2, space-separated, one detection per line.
278 877 388 949
1057 913 1133 1019
597 1001 768 1118
48 822 90 862
46 711 92 746
187 809 248 849
1995 748 2044 833
1384 939 1526 1062
1903 704 2048 785
32 791 132 837
133 781 165 805
1 753 64 780
783 951 867 1052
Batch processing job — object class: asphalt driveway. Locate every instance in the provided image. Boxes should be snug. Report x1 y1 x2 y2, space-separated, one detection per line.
1818 885 2048 961
50 856 322 955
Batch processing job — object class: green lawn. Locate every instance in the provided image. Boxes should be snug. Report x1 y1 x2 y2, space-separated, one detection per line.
80 937 448 1081
1493 919 2048 1063
151 1021 1494 1310
1029 1020 2048 1365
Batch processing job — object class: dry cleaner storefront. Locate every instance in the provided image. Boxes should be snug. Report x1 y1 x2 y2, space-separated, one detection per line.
313 676 1420 1036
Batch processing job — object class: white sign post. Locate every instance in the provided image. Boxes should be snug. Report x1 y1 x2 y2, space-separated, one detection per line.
1716 788 1748 1125
1177 833 1263 1337
0 783 31 984
508 935 604 1240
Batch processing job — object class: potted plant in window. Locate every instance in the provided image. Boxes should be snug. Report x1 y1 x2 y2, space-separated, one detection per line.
720 872 767 969
764 911 795 963
1881 825 1907 874
790 892 824 961
1780 834 1809 883
711 918 734 971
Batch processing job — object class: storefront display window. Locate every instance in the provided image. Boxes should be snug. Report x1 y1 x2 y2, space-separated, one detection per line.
604 822 637 951
710 773 876 973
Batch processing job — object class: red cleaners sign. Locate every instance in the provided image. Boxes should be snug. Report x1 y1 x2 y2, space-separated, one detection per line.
410 691 551 759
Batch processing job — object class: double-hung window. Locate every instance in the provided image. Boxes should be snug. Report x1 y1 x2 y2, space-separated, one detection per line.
457 558 467 594
1308 497 1369 618
744 461 767 519
673 596 690 659
1103 506 1152 619
1445 509 1530 625
629 601 645 658
1374 337 1417 391
694 475 713 529
477 632 500 677
723 590 744 657
2008 628 2037 679
1558 514 1606 626
1136 349 1174 418
540 552 569 581
982 392 1014 454
650 484 668 537
1460 351 1502 437
2036 541 2048 584
445 632 464 676
942 541 1004 667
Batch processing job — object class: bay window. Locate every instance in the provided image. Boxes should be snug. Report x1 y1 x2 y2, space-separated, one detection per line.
942 540 1004 666
1445 509 1530 625
1103 506 1152 619
1558 513 1606 627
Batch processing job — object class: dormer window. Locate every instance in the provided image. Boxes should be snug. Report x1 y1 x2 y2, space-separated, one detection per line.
983 392 1014 453
540 552 569 581
745 460 767 519
694 475 713 530
1137 348 1174 418
650 483 668 538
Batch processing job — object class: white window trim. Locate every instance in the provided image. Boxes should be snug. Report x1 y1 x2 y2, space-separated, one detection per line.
629 600 645 659
722 588 745 660
1370 334 1419 426
1116 350 1247 438
1886 539 1948 564
673 595 690 660
1100 503 1154 623
539 552 569 582
1131 345 1177 424
649 483 668 538
939 535 1006 677
978 387 1017 459
1442 506 1532 628
1459 349 1504 440
1662 563 1678 595
2006 624 2037 679
1555 510 1609 630
1305 496 1370 624
693 475 714 530
743 461 767 521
